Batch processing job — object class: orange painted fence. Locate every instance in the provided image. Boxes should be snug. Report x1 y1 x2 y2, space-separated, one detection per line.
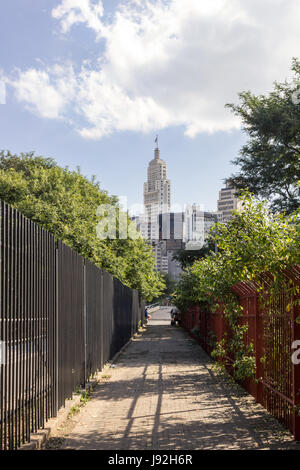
181 265 300 441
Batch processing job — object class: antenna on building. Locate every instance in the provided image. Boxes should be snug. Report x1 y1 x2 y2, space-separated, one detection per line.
155 135 158 149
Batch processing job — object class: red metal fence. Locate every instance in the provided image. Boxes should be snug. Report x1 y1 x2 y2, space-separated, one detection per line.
181 266 300 441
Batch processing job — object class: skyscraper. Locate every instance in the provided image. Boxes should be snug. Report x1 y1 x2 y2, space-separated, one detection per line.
217 180 243 222
138 141 172 274
143 143 171 240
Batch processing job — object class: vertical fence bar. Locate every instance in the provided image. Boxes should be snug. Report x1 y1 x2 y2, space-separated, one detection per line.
184 275 300 441
8 205 12 448
55 246 59 415
292 300 300 440
255 293 264 405
83 261 87 385
0 203 57 449
1 201 144 449
100 270 104 371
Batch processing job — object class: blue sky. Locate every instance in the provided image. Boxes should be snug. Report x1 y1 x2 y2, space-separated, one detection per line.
0 0 299 212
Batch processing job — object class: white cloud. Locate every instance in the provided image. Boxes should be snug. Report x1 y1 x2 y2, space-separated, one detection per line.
12 69 66 119
9 0 300 138
52 0 106 38
10 65 77 119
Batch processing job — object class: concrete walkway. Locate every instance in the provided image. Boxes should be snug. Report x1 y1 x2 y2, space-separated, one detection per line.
58 308 298 450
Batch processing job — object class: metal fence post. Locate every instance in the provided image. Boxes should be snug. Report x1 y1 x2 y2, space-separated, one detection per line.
254 293 264 405
55 247 59 416
83 261 87 386
100 270 104 371
292 300 300 440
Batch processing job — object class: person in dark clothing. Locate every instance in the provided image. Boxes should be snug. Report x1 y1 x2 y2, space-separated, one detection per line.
170 307 180 326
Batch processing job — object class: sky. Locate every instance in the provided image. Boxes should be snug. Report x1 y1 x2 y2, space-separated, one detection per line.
0 0 300 213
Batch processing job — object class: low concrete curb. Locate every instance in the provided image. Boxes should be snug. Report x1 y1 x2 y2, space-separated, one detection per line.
19 375 101 450
19 328 145 450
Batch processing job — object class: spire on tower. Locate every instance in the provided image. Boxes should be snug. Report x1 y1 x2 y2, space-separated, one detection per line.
154 135 160 159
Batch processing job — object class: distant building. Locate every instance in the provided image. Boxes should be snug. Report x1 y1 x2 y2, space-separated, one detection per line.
184 205 222 249
158 212 185 280
156 209 221 279
153 242 169 274
140 142 186 280
140 142 171 272
217 181 243 222
159 212 185 242
143 144 171 240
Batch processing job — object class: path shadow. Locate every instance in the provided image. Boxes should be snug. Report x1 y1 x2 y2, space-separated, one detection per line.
60 320 298 451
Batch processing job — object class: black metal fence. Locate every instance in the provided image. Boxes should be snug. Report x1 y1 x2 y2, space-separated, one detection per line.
0 201 144 449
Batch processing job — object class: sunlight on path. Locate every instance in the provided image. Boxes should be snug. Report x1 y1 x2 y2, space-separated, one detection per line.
57 308 298 450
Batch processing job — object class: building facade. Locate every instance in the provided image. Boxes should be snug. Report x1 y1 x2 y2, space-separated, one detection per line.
140 144 172 273
217 181 243 222
158 212 185 280
184 205 222 249
143 146 171 240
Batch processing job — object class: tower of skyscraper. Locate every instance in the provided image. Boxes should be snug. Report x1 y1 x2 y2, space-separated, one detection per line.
143 140 171 240
141 140 172 273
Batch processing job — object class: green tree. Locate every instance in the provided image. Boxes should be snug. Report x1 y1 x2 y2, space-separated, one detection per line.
175 196 299 310
227 58 300 214
174 195 299 380
0 151 165 301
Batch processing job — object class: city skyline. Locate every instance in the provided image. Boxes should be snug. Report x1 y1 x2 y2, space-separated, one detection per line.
138 145 233 279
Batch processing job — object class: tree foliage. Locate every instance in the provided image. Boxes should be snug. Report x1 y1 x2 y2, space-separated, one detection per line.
160 273 178 301
176 195 299 309
172 238 215 269
227 58 300 214
0 151 165 301
174 195 300 379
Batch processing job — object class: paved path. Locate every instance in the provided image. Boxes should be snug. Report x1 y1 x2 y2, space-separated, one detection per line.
59 308 299 450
